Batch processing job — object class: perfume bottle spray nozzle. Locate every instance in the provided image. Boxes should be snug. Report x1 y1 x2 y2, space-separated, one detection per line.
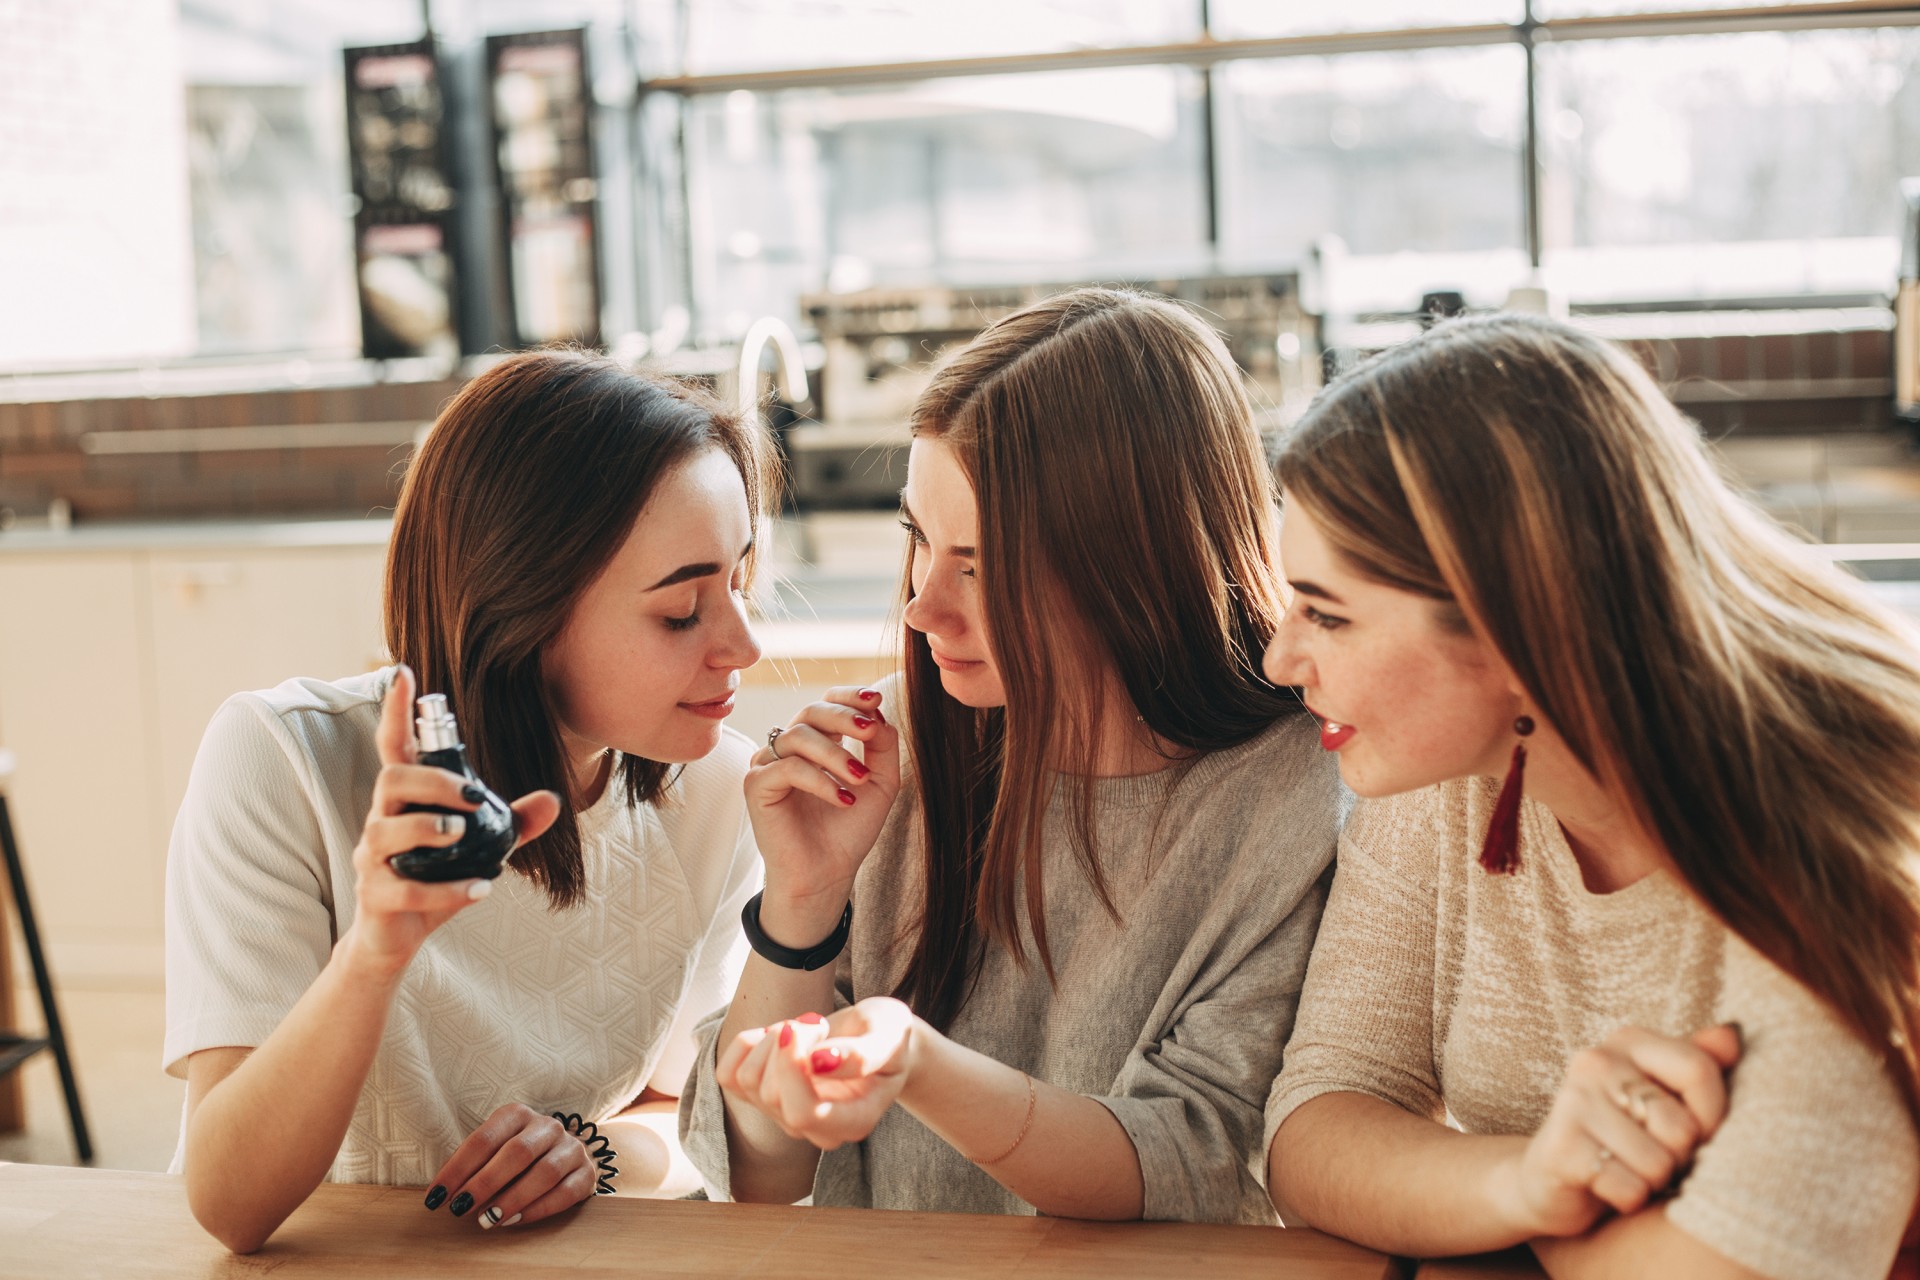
415 693 462 752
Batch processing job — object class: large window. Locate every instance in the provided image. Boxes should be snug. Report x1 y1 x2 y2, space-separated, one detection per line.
1537 28 1920 301
685 65 1209 338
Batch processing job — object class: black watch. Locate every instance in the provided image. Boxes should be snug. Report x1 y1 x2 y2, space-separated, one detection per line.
741 890 852 971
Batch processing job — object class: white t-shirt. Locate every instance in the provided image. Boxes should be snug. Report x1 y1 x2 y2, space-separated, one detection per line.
163 667 760 1186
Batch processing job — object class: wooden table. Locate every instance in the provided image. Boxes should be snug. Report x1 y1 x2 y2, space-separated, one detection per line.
0 1163 1408 1279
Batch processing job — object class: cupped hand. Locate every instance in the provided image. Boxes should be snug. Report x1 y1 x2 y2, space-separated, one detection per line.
341 665 561 976
424 1103 599 1229
1507 1023 1741 1238
715 996 922 1151
746 686 900 945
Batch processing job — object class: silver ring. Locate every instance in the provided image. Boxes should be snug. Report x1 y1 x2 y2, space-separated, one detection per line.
434 812 460 836
767 726 786 760
1592 1144 1613 1181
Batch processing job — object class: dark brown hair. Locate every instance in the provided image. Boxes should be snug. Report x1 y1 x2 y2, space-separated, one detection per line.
385 350 773 909
1278 312 1920 1121
897 287 1304 1030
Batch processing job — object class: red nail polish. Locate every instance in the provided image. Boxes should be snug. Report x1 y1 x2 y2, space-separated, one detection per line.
852 716 874 731
810 1048 844 1074
797 1012 824 1025
837 788 857 806
858 689 880 702
846 758 870 779
778 1023 794 1049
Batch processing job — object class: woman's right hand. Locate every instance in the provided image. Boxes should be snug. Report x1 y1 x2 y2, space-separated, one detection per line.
1501 1023 1742 1239
746 686 900 945
339 665 561 978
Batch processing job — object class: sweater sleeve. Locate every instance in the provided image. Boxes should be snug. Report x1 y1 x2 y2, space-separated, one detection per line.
1092 862 1333 1225
162 694 338 1079
1664 939 1920 1280
1260 789 1449 1174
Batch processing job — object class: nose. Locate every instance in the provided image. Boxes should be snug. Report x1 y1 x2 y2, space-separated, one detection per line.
902 560 961 639
710 591 764 673
1263 610 1314 689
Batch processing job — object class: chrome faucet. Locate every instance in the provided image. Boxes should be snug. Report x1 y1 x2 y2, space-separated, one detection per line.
735 316 810 416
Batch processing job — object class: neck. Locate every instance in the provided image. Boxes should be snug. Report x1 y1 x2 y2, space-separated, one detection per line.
1086 670 1186 777
563 733 615 810
1518 742 1664 893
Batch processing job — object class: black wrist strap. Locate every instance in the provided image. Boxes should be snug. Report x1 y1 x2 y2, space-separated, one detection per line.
741 890 852 971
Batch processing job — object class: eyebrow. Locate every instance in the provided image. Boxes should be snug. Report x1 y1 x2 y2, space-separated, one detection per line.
899 497 975 558
646 539 754 592
1287 579 1347 606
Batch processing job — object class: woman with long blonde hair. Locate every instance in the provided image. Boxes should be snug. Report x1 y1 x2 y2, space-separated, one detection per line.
676 287 1345 1221
1262 312 1919 1278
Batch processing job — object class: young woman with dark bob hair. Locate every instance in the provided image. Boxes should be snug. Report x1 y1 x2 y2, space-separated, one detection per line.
677 287 1346 1222
165 352 771 1250
1261 313 1919 1278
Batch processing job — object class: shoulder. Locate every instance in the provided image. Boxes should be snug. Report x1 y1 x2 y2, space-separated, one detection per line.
190 668 387 791
1336 779 1500 891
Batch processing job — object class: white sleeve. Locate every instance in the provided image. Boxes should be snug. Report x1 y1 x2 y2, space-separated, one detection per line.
649 799 761 1097
162 694 339 1078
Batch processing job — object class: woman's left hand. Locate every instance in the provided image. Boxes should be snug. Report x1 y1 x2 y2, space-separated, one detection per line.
715 997 924 1150
425 1103 598 1230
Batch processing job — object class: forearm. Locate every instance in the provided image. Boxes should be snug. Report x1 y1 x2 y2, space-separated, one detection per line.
184 935 403 1252
901 1027 1145 1221
1268 1092 1534 1256
715 889 845 1202
1531 1207 1764 1280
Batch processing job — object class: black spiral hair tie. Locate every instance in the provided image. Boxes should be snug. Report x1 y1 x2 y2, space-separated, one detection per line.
553 1112 619 1195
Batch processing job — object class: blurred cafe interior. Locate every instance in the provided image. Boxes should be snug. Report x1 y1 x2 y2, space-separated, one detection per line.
4 0 1920 1262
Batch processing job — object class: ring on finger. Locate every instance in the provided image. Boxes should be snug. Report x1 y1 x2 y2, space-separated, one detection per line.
433 812 461 836
1590 1142 1614 1181
1609 1080 1656 1126
767 726 786 760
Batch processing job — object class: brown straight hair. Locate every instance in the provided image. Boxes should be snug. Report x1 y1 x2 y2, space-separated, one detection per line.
1278 312 1920 1122
897 287 1304 1031
385 350 773 909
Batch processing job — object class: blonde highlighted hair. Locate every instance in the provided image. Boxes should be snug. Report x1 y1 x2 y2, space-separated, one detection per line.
1278 312 1920 1120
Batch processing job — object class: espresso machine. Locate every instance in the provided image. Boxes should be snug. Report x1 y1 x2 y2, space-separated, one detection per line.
788 273 1320 509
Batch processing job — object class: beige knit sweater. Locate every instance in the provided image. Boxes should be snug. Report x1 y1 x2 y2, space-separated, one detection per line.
1266 779 1919 1280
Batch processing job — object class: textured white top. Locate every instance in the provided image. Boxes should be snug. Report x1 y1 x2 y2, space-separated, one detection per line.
1267 780 1920 1280
163 667 760 1186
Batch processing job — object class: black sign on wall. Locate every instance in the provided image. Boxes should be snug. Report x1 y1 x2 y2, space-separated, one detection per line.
485 28 603 349
343 38 463 361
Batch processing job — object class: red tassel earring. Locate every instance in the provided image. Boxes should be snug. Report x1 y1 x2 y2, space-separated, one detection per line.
1478 715 1535 875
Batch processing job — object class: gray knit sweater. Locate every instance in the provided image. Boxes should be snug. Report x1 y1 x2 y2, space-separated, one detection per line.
679 709 1346 1223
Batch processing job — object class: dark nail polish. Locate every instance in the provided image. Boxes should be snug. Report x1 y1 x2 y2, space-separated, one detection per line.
811 1048 844 1074
852 716 874 731
449 1192 474 1217
837 788 857 806
461 784 486 805
846 758 870 779
424 1185 448 1210
797 1011 824 1025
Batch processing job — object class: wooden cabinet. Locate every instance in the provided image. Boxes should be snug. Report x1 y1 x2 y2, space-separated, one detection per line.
0 536 387 987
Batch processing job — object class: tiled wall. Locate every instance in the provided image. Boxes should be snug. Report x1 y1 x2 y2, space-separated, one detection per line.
0 378 466 523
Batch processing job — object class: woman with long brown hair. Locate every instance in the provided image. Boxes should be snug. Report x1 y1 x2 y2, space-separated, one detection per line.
165 351 771 1250
1261 313 1919 1278
676 287 1344 1221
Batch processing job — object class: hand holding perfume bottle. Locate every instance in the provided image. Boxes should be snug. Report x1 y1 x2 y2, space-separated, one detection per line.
392 694 519 882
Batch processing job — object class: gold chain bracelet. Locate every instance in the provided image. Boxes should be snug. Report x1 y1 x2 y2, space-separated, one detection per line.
973 1072 1037 1167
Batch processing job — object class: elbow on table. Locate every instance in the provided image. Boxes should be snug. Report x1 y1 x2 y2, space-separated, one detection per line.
184 1168 278 1254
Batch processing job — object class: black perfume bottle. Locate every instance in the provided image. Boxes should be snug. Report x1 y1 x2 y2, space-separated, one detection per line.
391 694 518 882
